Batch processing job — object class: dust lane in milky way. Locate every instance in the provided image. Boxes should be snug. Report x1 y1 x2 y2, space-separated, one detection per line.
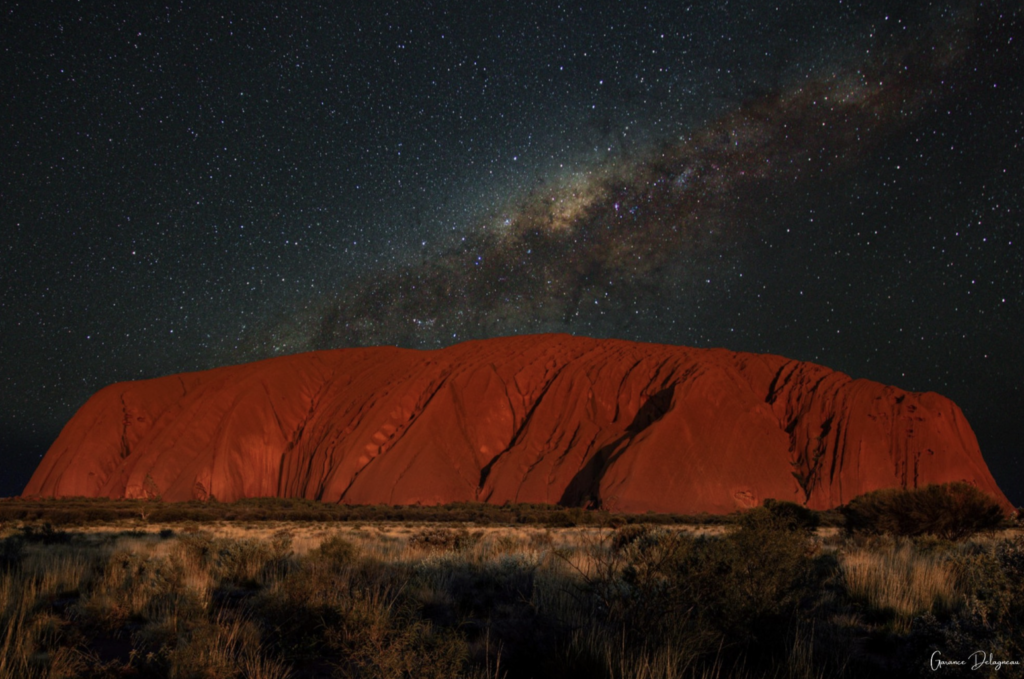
250 13 981 356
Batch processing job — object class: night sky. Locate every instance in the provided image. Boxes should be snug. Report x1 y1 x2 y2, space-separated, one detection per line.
2 1 1021 505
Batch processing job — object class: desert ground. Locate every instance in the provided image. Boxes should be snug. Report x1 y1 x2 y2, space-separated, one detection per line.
1 499 1021 679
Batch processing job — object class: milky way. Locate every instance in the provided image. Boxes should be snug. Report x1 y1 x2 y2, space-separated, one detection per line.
256 7 992 355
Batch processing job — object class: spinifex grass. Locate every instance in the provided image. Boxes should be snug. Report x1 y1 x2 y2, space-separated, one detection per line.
840 539 959 633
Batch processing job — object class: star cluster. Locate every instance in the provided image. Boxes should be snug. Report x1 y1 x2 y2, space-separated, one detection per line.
1 1 1021 502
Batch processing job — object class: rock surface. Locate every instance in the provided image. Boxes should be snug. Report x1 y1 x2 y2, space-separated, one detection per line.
23 335 1011 513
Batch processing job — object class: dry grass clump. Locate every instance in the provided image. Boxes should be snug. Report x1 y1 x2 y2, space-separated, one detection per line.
137 609 290 679
840 539 959 632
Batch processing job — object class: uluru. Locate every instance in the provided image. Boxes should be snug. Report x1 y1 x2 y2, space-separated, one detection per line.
23 334 1011 514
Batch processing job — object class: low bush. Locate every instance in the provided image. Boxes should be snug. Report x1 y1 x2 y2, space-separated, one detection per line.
214 538 273 588
842 482 1007 541
763 498 820 532
0 534 24 572
408 527 479 552
177 531 215 568
20 523 69 544
315 534 358 567
323 600 469 679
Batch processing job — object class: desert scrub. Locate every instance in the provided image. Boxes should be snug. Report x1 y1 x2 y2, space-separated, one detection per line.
0 544 95 679
880 537 1024 678
176 531 215 568
213 537 275 588
842 482 1007 541
74 547 206 632
321 589 470 679
1 519 1022 678
133 609 290 679
552 509 834 679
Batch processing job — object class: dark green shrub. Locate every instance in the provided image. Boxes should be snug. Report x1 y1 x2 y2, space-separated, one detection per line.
75 549 187 632
316 534 358 566
610 524 653 553
215 538 272 587
48 509 88 525
325 605 468 679
0 534 25 571
269 530 294 561
724 508 817 626
21 522 69 544
616 528 692 624
407 527 478 552
177 532 214 568
842 482 1007 541
762 498 820 532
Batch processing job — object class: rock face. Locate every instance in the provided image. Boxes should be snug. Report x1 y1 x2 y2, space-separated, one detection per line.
23 335 1011 514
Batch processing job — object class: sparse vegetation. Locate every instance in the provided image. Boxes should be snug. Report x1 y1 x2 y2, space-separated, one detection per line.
0 493 1019 678
0 497 738 528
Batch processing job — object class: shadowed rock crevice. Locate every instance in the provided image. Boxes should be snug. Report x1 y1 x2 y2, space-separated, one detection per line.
560 386 675 508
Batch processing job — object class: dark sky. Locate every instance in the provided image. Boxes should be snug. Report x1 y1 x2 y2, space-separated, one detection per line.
2 1 1021 505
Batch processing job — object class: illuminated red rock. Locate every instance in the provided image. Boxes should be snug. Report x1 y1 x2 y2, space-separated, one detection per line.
23 334 1012 514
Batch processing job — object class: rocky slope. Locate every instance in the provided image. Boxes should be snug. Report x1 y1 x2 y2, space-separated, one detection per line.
23 335 1011 513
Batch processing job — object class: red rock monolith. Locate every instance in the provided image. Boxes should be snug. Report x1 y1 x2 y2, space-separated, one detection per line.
23 334 1012 514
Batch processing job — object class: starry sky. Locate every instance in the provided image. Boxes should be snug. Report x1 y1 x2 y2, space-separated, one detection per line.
2 1 1021 504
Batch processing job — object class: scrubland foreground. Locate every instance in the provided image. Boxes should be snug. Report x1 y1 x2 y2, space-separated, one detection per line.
0 503 1022 679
